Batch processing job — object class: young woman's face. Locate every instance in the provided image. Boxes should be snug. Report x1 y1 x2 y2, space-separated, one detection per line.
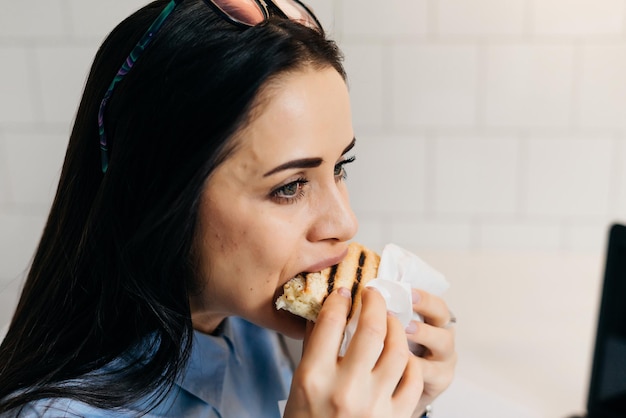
190 67 358 339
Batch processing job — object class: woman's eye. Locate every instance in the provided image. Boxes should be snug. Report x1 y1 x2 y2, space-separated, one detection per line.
278 182 301 197
271 178 308 203
334 156 356 180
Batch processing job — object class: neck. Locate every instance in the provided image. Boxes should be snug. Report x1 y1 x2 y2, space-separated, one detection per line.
189 297 227 335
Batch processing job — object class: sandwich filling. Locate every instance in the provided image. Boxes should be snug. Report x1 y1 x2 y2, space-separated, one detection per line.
275 242 380 321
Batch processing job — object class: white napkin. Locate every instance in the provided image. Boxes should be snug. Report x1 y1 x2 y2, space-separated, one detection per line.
339 243 449 356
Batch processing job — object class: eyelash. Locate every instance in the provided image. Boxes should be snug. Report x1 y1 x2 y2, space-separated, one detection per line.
270 177 309 204
335 156 355 181
270 155 356 204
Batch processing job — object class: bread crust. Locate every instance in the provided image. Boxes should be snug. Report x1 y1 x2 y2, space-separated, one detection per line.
275 242 380 321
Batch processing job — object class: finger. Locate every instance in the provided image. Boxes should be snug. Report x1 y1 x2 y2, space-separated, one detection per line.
405 321 455 361
412 289 451 328
419 352 457 396
392 356 423 414
372 312 411 397
301 319 315 356
300 287 352 365
342 287 388 371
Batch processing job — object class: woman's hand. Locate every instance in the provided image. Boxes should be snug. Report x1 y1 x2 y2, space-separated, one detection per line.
406 289 457 416
284 287 422 418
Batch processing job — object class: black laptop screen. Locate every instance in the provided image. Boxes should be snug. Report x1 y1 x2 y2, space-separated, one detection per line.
588 223 626 416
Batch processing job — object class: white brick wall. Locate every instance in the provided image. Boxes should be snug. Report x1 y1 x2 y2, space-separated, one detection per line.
37 46 98 124
341 0 429 37
483 44 575 127
579 45 626 128
341 43 386 129
1 0 625 285
532 0 625 36
68 0 159 39
4 132 67 207
618 140 626 213
0 0 67 39
525 136 614 217
392 44 478 127
432 136 520 216
0 47 38 124
437 0 526 36
349 135 428 217
390 220 474 251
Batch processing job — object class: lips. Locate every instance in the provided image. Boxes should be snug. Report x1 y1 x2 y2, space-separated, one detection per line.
274 247 349 302
300 247 348 274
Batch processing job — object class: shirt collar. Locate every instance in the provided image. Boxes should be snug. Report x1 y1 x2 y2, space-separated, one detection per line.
175 318 239 408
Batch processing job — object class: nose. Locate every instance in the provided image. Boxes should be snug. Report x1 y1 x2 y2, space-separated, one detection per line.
307 182 359 243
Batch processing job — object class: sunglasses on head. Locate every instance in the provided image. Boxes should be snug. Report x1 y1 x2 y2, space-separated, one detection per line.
98 0 321 173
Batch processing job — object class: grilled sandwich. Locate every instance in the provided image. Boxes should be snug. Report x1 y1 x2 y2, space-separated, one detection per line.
275 242 380 321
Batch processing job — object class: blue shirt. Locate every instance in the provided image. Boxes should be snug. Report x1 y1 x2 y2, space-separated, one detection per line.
10 318 294 417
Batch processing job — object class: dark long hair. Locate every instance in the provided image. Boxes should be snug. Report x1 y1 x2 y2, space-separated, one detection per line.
0 0 344 413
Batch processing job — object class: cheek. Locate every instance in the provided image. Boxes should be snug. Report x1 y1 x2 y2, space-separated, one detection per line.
199 194 251 248
195 186 311 293
198 205 281 284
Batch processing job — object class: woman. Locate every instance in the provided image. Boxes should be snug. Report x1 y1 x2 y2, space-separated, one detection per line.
0 0 456 416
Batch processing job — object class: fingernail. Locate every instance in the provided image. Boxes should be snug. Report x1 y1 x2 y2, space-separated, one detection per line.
337 287 351 299
412 289 420 304
405 321 418 334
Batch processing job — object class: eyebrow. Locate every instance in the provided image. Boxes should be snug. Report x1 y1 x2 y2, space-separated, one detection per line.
263 137 356 177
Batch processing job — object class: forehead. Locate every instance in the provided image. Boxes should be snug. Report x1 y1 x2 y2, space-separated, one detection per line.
225 66 353 175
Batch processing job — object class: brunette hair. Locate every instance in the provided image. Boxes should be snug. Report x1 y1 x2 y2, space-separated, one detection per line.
0 0 344 413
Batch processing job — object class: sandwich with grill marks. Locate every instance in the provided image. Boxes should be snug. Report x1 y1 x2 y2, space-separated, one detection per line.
275 242 380 322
